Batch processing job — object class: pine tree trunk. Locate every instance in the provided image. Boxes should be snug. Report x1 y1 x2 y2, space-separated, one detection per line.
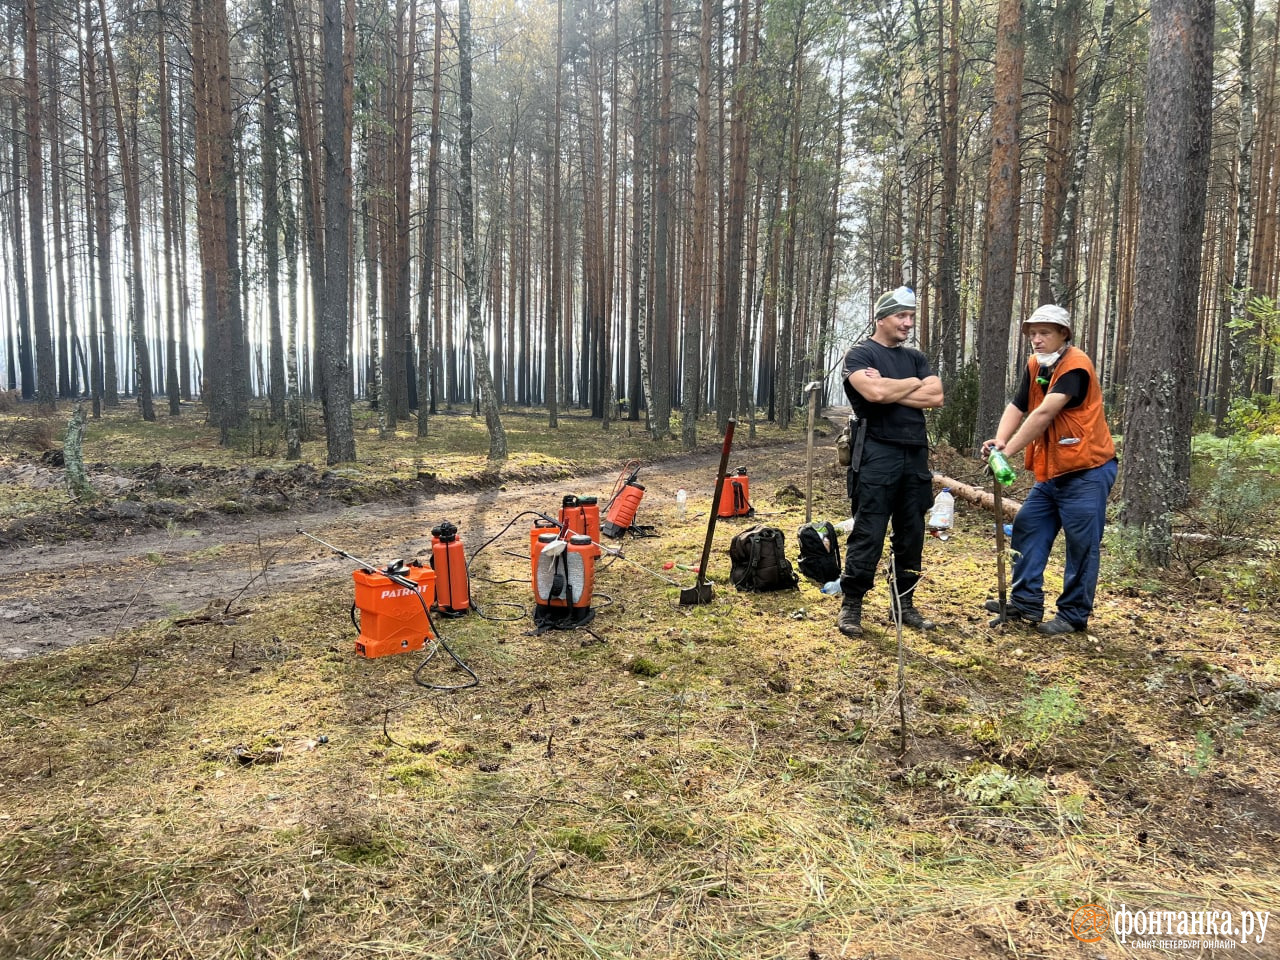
975 0 1024 442
418 0 444 433
318 0 357 463
158 9 183 417
24 0 55 408
626 38 648 424
259 0 285 423
46 32 73 400
1215 0 1256 432
9 100 35 403
547 0 562 429
649 0 674 438
97 0 155 421
715 0 754 432
1121 0 1215 564
1049 0 1116 307
681 0 713 450
458 0 507 462
83 5 117 409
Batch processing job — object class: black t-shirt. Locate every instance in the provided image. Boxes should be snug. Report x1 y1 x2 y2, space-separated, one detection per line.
1012 366 1088 412
842 339 932 447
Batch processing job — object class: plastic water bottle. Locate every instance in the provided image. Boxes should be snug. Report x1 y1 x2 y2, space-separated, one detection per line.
988 451 1017 486
821 580 842 595
675 489 687 517
928 488 954 539
834 517 854 534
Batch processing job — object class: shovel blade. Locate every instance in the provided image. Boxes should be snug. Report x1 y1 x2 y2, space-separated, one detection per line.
679 582 714 606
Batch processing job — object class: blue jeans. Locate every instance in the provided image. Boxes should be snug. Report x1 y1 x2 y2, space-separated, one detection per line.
1007 458 1117 628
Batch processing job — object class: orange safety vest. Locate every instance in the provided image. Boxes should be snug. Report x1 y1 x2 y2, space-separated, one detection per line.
1023 347 1115 483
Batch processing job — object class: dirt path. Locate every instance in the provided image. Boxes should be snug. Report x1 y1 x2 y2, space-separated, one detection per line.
0 438 823 660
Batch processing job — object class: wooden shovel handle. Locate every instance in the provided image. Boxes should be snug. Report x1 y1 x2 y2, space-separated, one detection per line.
696 420 736 586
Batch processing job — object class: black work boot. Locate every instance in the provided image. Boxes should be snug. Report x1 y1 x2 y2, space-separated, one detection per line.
837 597 864 637
899 606 936 631
1036 615 1081 636
983 598 1041 625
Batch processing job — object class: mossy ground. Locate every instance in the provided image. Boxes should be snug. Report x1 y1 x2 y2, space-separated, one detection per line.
0 402 1277 959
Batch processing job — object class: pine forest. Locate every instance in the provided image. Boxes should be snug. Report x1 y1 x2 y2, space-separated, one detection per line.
1 0 1278 516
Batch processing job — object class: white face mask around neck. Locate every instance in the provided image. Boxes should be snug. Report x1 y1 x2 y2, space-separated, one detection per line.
1035 349 1063 367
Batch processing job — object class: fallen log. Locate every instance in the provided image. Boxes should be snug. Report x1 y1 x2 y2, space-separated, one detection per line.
932 473 1021 521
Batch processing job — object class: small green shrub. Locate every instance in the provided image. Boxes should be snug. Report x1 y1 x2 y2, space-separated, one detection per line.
931 361 980 452
1186 728 1215 778
1015 681 1085 752
944 762 1044 810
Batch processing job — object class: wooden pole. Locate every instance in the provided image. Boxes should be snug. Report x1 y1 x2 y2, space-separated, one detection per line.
803 382 819 523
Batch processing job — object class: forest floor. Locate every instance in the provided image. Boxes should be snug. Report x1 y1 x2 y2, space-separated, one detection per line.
0 401 1278 960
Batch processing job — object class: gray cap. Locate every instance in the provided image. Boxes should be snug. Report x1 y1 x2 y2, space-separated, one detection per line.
874 286 917 321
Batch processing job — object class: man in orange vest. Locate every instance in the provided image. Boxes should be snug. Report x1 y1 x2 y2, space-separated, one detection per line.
981 304 1117 635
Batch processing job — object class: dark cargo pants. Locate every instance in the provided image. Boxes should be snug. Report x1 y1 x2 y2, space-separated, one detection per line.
839 439 934 604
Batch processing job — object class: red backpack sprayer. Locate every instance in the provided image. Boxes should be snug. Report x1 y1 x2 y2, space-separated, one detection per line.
298 528 478 690
600 461 652 538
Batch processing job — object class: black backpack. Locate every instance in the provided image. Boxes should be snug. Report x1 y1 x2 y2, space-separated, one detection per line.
796 521 841 584
729 525 800 592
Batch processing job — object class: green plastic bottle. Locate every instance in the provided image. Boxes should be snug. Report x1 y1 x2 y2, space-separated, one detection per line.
988 450 1017 486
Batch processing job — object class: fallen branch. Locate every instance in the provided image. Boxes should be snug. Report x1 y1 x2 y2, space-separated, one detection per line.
932 473 1021 521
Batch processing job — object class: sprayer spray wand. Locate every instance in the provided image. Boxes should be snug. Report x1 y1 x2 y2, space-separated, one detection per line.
297 528 417 588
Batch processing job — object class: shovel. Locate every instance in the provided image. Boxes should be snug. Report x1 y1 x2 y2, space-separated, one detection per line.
680 419 736 605
988 468 1011 626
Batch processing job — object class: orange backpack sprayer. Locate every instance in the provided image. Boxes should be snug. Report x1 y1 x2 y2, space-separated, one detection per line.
351 561 436 658
601 462 646 538
298 528 478 690
430 520 471 616
531 531 597 630
559 495 602 555
716 467 754 518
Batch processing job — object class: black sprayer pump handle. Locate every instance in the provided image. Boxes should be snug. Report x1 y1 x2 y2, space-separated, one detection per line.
696 420 736 587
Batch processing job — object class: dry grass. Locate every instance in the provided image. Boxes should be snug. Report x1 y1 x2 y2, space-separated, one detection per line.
2 410 1279 959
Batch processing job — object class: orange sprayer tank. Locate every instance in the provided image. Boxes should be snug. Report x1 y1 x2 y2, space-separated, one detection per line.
431 521 470 615
532 533 596 629
351 563 435 658
559 495 602 554
529 522 559 579
601 482 644 538
716 468 752 518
